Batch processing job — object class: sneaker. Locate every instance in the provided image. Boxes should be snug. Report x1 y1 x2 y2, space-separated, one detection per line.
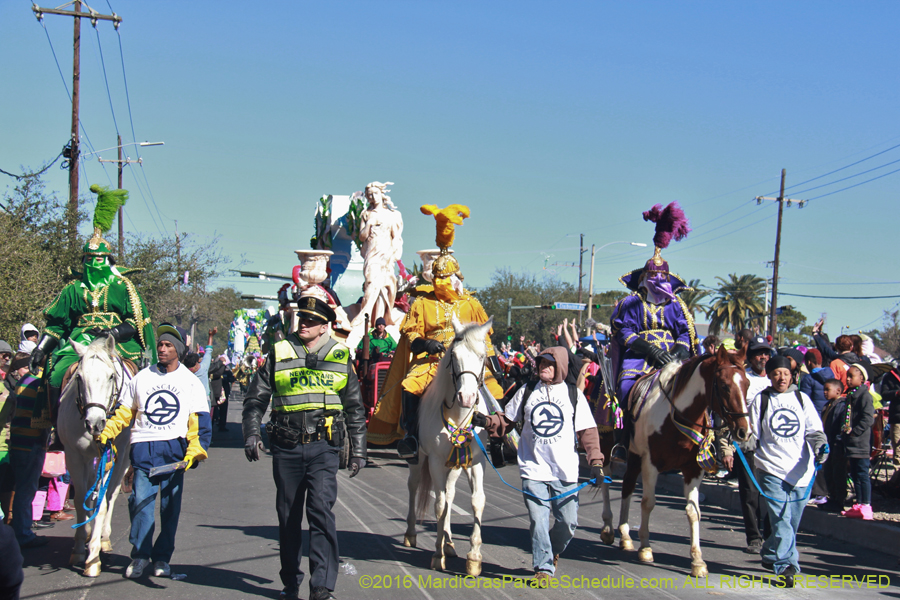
808 496 828 506
859 504 874 521
125 558 150 579
153 561 171 577
279 588 300 600
743 539 763 554
310 587 335 600
777 565 796 588
50 510 74 521
20 536 49 549
531 571 552 588
841 504 863 518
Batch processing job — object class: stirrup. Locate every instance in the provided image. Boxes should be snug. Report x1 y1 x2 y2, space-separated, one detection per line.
397 437 418 463
610 444 628 463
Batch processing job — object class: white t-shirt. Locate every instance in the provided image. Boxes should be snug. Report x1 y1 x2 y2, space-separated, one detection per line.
124 363 210 444
504 381 596 483
751 387 824 487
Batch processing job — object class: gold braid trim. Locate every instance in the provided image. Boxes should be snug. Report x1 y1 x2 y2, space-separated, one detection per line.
119 275 151 350
44 329 62 340
675 295 699 354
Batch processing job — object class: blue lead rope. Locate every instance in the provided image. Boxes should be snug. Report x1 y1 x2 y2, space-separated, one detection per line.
72 442 115 529
472 433 612 502
731 442 823 505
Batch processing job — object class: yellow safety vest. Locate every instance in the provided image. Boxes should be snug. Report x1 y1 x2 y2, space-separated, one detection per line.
271 336 350 413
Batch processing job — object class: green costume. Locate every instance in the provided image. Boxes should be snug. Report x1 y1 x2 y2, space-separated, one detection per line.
34 184 155 388
356 329 397 356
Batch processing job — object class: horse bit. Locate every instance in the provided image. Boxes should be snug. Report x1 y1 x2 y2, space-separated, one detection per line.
75 357 128 419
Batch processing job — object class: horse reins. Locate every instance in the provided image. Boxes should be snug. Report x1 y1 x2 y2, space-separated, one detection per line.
660 359 749 434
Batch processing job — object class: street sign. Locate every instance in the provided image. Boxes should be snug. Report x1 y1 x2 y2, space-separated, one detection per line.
553 302 586 311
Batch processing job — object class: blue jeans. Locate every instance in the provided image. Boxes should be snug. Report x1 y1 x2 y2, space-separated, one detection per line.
10 446 47 544
847 457 871 505
129 468 184 563
759 472 806 575
521 478 579 574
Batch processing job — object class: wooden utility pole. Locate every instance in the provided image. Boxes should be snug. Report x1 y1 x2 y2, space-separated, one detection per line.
33 3 123 250
755 169 808 340
577 233 584 325
587 244 596 320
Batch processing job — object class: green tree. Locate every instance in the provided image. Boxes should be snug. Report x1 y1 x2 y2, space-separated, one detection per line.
776 306 807 346
472 268 581 348
705 273 766 336
876 310 900 360
680 278 711 319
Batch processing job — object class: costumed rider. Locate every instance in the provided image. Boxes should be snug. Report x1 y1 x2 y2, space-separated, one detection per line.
610 202 698 460
29 184 155 450
369 204 504 463
241 296 366 600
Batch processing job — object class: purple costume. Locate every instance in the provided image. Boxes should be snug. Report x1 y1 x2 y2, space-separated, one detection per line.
610 271 699 403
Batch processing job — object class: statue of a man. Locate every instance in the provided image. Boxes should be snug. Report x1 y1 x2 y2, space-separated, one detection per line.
352 182 403 326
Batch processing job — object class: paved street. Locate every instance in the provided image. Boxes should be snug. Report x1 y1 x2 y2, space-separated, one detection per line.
18 397 899 599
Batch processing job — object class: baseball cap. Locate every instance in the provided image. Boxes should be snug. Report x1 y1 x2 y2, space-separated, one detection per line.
747 335 773 353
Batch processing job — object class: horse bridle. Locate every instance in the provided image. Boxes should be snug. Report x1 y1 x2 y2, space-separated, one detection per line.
442 346 485 410
662 359 750 433
75 357 127 419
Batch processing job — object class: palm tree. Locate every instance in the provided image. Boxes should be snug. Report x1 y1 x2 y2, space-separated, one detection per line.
679 278 710 319
705 274 766 335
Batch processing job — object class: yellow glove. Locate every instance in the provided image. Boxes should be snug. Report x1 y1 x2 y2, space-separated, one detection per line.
98 404 133 445
183 413 209 470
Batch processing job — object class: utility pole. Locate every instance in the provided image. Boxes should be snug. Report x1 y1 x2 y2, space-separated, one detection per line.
577 233 585 325
587 245 596 320
33 3 122 251
755 169 808 340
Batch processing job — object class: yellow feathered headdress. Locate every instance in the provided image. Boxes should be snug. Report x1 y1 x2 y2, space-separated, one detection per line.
420 204 470 278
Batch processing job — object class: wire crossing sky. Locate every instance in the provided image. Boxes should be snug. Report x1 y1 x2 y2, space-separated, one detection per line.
2 1 900 338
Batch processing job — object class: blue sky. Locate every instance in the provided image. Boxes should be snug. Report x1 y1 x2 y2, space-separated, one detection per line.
2 1 899 339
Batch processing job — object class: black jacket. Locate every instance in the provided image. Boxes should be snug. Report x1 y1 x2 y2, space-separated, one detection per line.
241 336 367 460
881 367 900 425
836 385 875 459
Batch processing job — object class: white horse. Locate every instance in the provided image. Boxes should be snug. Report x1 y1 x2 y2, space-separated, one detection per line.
404 317 491 577
58 335 134 577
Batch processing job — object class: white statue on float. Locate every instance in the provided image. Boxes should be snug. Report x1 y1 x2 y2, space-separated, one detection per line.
350 181 404 328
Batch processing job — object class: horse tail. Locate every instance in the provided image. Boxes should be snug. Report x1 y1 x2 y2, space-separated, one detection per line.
416 459 432 521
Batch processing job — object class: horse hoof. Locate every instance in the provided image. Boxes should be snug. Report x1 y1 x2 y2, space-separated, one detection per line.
691 563 708 578
600 528 615 546
403 535 416 548
430 555 445 571
101 540 112 553
84 560 101 578
466 558 482 577
620 539 634 551
70 553 85 567
638 547 654 563
444 542 457 558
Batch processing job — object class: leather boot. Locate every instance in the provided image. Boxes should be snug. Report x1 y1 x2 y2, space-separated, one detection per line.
47 386 64 452
396 391 421 464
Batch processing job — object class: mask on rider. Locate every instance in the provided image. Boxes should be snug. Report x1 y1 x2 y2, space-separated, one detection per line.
83 255 116 291
641 273 675 305
433 275 460 303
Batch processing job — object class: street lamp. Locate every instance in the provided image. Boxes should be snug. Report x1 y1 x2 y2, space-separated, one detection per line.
96 138 165 260
587 242 647 320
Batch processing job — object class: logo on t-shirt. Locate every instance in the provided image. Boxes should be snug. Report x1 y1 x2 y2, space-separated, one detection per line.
768 407 801 438
144 389 181 427
530 402 565 438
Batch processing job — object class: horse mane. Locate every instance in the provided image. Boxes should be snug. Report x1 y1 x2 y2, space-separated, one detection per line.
671 354 713 399
420 320 487 411
80 337 120 371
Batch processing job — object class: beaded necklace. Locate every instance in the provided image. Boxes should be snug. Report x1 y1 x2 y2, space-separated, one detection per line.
842 386 860 434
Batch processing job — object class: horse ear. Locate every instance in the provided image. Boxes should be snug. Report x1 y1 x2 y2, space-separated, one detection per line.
451 314 464 335
733 338 747 365
715 343 730 364
105 334 117 354
478 317 494 339
70 338 88 357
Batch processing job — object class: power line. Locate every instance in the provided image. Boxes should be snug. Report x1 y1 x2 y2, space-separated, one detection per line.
808 165 900 201
778 292 900 300
790 156 900 197
92 24 119 135
783 141 900 193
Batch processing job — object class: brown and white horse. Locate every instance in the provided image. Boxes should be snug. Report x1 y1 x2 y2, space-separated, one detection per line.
613 344 750 577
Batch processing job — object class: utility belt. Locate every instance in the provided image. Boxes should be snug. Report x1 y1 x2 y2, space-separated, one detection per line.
265 408 346 449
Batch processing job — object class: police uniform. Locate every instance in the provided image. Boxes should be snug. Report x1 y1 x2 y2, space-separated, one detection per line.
242 297 366 600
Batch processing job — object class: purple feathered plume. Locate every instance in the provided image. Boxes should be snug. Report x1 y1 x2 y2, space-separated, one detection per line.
642 202 691 249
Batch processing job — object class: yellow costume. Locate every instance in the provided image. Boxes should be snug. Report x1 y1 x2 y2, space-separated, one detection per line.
367 203 503 447
367 290 503 444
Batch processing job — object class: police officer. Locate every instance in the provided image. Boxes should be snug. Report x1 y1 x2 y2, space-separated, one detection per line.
242 296 366 600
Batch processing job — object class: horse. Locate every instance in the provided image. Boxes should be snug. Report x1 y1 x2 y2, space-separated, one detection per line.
58 335 135 577
611 343 751 577
403 316 492 577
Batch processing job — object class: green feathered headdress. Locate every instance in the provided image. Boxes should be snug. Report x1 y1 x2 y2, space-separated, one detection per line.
84 184 128 257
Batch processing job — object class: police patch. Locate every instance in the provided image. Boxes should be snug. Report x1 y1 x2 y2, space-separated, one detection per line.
333 349 345 360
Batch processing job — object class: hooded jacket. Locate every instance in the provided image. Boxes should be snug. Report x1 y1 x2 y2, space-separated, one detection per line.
18 324 38 354
798 366 836 414
837 385 875 459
